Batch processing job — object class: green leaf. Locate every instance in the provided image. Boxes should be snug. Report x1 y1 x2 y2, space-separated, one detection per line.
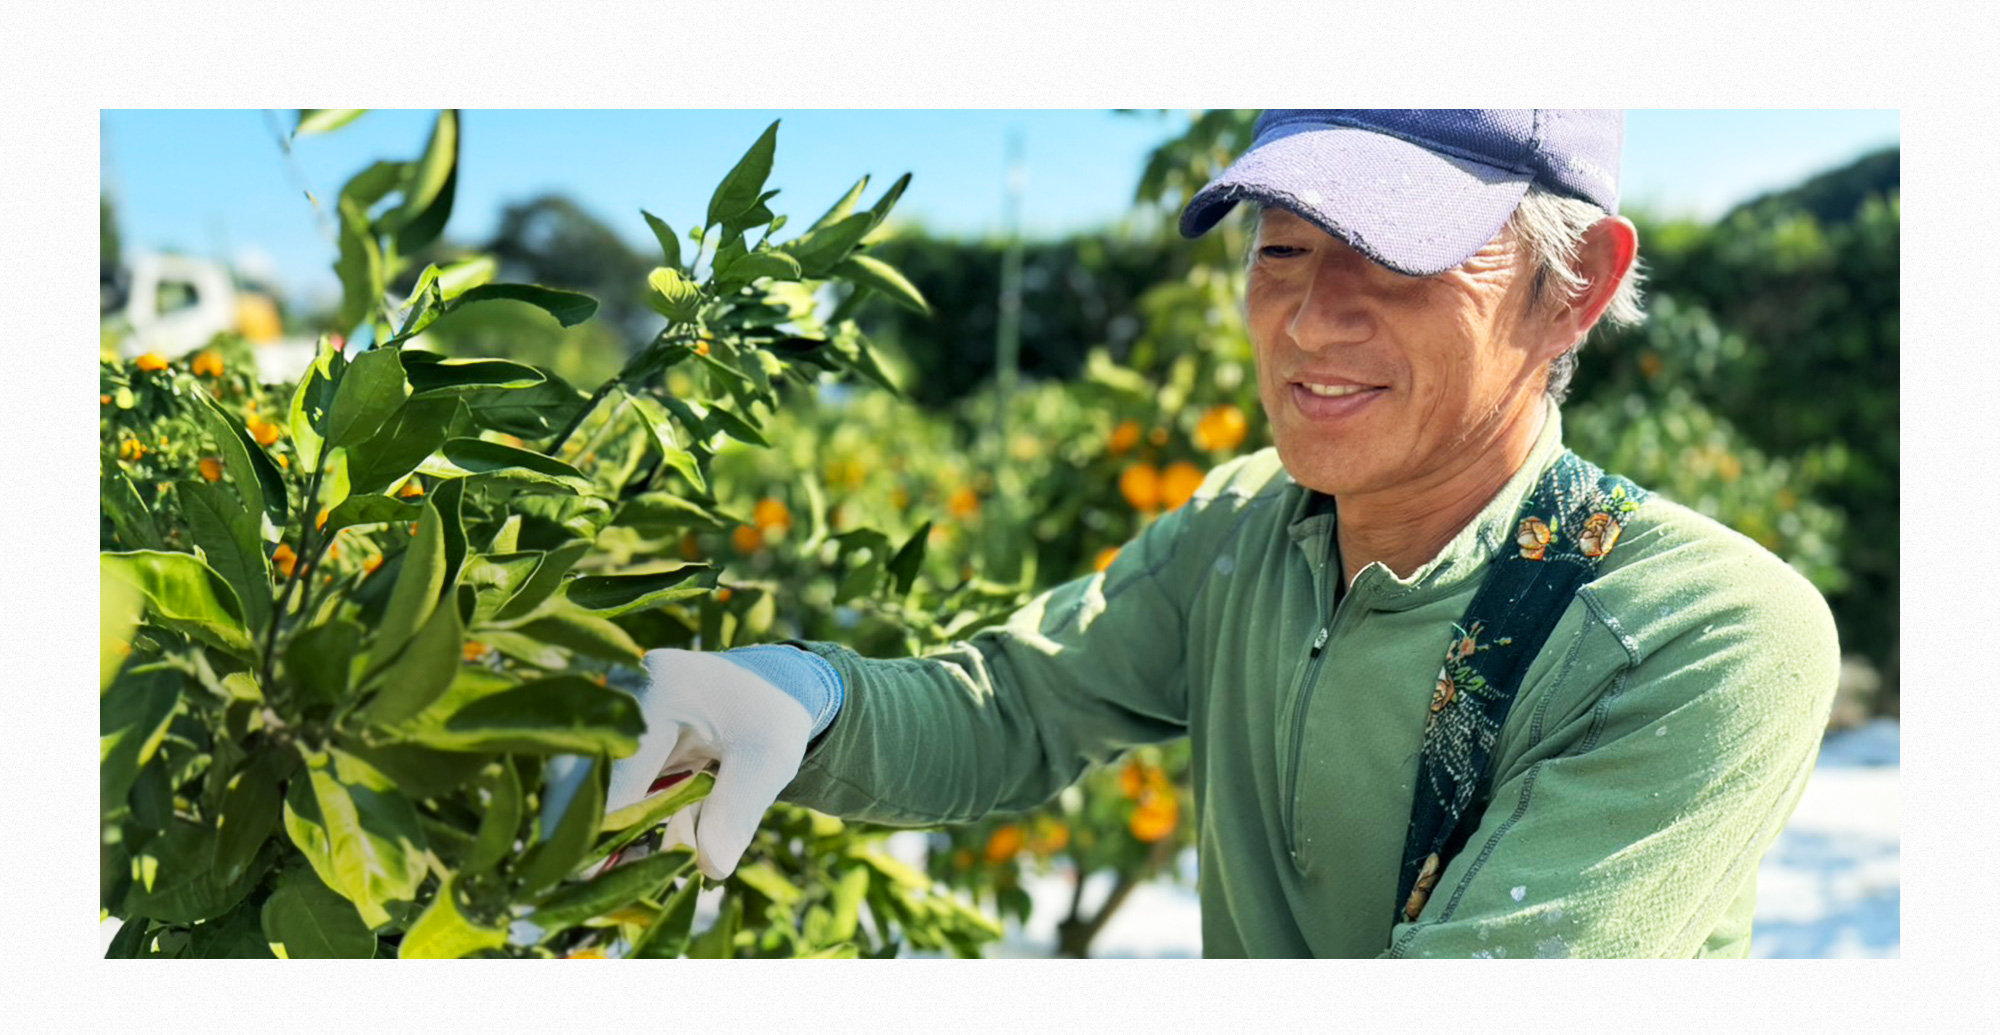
261 866 377 958
101 466 162 551
887 521 931 596
629 866 703 958
335 194 384 332
285 618 363 706
732 861 801 909
281 747 427 929
687 894 741 959
782 211 875 278
326 347 410 449
827 864 869 943
399 872 508 958
210 749 286 885
624 393 708 495
478 629 569 670
611 493 725 536
863 171 912 233
706 119 781 230
834 253 930 314
446 283 598 328
358 586 463 726
389 109 459 253
517 754 605 897
321 494 424 539
807 175 870 233
101 563 144 692
562 562 716 617
177 480 273 635
462 368 588 439
193 387 286 528
101 665 182 816
642 209 682 270
335 739 492 801
515 605 646 665
436 254 497 298
428 438 592 494
407 677 643 756
599 771 714 835
338 160 408 210
492 541 591 622
296 109 369 137
343 395 461 495
287 343 336 474
102 550 254 659
463 550 547 623
402 353 546 396
123 819 262 924
855 848 931 891
529 850 689 934
646 267 703 323
369 498 446 678
464 760 523 874
715 247 802 290
104 915 149 958
703 404 769 447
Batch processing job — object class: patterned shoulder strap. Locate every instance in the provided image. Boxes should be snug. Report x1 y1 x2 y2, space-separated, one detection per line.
1394 449 1648 924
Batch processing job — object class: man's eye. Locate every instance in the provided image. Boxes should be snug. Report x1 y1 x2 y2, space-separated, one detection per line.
1258 245 1305 260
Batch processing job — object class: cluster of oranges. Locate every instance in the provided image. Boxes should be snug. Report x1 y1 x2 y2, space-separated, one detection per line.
1109 404 1250 515
1118 459 1206 513
732 497 793 553
979 814 1072 867
1119 757 1180 843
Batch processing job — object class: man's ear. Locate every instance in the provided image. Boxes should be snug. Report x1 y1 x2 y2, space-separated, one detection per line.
1562 215 1639 339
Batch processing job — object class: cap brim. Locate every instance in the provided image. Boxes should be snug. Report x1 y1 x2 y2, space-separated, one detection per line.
1179 121 1532 276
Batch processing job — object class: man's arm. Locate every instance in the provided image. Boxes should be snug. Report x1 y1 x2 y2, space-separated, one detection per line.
775 495 1211 826
1380 568 1841 959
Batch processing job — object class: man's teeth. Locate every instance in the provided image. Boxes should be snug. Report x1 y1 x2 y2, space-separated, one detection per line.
1301 383 1374 398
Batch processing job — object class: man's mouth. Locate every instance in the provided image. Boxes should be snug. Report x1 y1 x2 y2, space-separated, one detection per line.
1298 382 1378 398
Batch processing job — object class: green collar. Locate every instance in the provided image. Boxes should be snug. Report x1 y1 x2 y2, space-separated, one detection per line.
1283 403 1569 614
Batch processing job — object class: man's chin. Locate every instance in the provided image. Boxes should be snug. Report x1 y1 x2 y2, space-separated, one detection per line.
1273 437 1371 499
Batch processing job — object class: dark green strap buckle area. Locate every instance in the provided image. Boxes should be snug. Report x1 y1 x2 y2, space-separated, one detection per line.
1395 450 1647 924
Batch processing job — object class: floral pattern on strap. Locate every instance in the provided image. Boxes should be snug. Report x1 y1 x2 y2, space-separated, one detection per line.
1397 453 1649 924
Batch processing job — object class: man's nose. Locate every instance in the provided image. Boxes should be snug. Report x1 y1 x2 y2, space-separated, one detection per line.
1286 258 1378 351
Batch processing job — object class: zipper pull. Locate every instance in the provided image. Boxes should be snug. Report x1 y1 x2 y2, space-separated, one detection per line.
1309 626 1330 658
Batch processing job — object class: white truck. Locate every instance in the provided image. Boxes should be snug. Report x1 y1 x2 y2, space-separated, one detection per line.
102 252 320 384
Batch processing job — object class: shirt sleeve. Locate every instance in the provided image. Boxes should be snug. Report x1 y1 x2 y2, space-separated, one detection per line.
774 498 1207 827
1379 573 1842 959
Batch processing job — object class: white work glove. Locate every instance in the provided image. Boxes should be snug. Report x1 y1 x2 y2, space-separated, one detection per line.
541 646 842 881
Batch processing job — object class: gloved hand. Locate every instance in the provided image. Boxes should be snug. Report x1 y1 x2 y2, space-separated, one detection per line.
539 645 843 881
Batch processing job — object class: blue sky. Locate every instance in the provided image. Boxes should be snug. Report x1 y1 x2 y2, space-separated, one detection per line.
102 109 1899 306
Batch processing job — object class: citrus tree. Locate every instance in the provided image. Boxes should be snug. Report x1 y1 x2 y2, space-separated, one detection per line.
100 111 1005 959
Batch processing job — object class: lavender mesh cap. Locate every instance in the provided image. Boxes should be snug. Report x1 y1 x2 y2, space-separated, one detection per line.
1180 109 1623 276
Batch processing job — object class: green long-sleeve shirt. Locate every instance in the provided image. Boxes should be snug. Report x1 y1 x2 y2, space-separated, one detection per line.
778 409 1841 957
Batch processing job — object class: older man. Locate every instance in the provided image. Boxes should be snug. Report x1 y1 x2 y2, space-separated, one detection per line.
584 110 1840 958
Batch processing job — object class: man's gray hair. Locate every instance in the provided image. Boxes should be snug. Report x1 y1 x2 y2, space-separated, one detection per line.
1241 188 1646 403
1506 187 1646 403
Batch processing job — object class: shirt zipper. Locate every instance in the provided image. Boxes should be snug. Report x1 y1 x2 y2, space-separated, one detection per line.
1283 579 1359 865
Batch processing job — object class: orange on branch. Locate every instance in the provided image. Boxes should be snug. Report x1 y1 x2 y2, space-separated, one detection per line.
1159 461 1205 509
1193 404 1249 453
983 824 1025 865
753 497 792 533
1119 463 1162 511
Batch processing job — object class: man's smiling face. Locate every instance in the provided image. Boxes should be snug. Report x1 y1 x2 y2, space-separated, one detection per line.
1245 207 1561 501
